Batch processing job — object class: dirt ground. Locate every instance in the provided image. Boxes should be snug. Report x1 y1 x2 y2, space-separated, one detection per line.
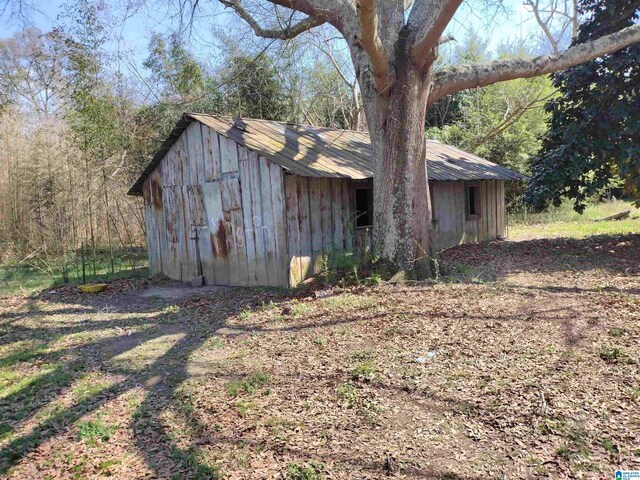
0 233 638 479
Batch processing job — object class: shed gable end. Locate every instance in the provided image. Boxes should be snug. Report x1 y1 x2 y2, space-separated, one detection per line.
142 121 289 286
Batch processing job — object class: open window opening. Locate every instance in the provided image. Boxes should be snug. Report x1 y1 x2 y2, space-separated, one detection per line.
355 187 374 228
466 182 481 219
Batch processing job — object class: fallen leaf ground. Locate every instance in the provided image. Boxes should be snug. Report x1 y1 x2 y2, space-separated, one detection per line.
0 233 639 479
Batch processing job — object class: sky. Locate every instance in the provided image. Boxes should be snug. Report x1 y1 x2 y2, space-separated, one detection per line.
0 0 553 79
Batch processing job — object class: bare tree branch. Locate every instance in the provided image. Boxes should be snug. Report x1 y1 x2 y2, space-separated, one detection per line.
218 0 325 39
408 0 462 68
525 0 578 53
257 0 356 34
355 0 392 92
430 23 640 102
439 34 455 44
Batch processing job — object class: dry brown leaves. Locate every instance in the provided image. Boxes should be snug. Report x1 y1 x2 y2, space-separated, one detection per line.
0 234 638 479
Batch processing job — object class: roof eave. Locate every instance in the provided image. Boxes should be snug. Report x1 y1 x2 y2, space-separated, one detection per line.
126 113 197 197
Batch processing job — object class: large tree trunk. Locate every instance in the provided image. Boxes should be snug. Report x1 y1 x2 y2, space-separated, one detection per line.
361 57 435 277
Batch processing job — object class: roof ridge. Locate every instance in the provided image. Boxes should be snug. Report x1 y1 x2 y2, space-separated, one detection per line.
187 112 369 135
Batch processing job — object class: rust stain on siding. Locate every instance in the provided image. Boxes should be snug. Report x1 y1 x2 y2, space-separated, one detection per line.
214 219 229 259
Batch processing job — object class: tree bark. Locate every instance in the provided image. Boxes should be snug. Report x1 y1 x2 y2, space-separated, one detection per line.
361 54 434 277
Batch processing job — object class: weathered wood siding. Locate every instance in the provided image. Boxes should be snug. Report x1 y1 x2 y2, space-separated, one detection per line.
141 121 507 287
284 175 355 287
261 177 504 286
141 122 288 286
430 180 505 250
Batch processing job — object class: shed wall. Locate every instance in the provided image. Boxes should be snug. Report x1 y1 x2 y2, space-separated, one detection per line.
142 122 289 286
141 123 507 288
282 178 506 285
430 179 505 250
283 175 357 286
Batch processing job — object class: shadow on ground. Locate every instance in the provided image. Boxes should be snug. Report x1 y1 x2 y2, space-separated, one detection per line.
440 232 640 291
0 233 638 478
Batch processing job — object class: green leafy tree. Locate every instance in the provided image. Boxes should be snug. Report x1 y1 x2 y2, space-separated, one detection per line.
138 33 222 164
222 52 295 121
59 0 129 275
426 34 554 175
526 0 640 211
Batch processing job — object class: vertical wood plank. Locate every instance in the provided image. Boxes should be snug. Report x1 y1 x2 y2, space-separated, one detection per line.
239 148 258 286
183 124 194 185
269 161 288 287
259 156 281 286
179 185 197 280
482 180 489 240
186 122 205 185
201 181 229 285
342 180 354 252
204 129 221 181
308 178 324 274
331 179 344 252
187 185 206 226
174 135 186 186
143 204 155 272
488 180 498 239
248 153 269 285
162 148 174 187
220 136 239 174
221 177 245 285
284 174 301 287
296 176 312 282
319 177 333 253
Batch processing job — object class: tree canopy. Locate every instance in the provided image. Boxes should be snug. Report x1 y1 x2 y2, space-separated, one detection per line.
526 0 640 211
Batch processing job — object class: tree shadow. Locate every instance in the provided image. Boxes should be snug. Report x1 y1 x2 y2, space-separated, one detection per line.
440 232 640 284
0 281 378 476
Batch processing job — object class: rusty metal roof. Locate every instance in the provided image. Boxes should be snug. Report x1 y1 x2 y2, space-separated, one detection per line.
128 113 526 196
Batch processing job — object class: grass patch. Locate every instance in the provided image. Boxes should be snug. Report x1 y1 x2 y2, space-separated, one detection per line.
336 383 359 407
239 306 252 321
350 349 376 361
170 445 220 480
286 461 325 480
313 336 327 348
77 418 118 446
601 437 618 455
350 362 376 382
289 301 314 318
608 327 626 337
0 247 148 297
73 373 110 402
0 342 51 369
319 293 375 311
225 371 270 396
235 400 257 418
510 199 639 239
599 347 634 365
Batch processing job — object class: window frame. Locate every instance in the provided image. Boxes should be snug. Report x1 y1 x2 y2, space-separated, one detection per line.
465 181 481 220
429 185 436 224
354 187 374 229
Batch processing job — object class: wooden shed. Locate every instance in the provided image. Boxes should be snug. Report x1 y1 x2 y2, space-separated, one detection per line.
129 113 525 287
